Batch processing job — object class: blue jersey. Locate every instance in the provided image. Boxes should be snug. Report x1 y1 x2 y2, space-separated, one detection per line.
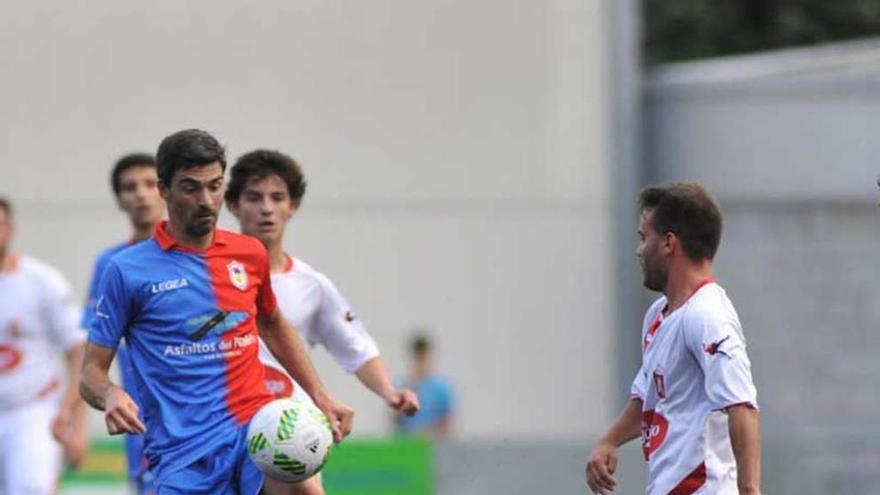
88 222 277 483
395 375 454 434
83 241 150 484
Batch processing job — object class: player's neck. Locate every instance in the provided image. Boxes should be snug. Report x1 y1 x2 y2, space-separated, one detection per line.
131 222 158 243
166 220 213 251
662 261 713 315
267 242 290 273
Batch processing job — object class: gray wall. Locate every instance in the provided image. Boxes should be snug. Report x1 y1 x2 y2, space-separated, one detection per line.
646 40 880 494
0 0 616 439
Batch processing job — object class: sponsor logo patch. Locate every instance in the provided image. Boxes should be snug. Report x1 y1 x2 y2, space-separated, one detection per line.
641 410 669 460
151 277 189 294
704 336 731 357
0 345 23 373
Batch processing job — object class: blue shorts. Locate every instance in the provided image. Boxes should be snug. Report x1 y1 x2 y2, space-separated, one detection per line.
155 425 264 495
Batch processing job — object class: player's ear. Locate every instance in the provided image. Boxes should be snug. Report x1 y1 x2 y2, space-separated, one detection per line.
157 180 170 201
662 232 676 255
227 199 240 217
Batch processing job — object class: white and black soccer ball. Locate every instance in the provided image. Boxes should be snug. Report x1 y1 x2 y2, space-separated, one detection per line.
246 398 334 483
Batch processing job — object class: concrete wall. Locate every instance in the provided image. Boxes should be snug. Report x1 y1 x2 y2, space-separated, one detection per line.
0 0 616 439
646 40 880 493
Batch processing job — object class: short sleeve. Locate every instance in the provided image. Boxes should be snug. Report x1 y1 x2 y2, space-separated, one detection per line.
685 311 758 410
81 251 111 329
436 380 455 417
312 273 379 373
630 365 648 401
40 267 85 352
88 261 133 349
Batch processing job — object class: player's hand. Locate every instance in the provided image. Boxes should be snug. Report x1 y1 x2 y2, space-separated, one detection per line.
51 407 90 468
312 391 354 443
586 440 618 494
103 386 146 435
386 388 420 416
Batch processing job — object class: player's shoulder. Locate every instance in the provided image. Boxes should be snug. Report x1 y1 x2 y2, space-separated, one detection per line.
684 283 736 325
292 258 332 284
215 229 268 259
17 255 71 291
643 296 667 324
277 257 328 286
93 240 131 269
424 375 454 395
108 238 162 266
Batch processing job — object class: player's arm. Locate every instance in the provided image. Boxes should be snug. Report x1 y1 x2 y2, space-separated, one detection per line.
586 398 642 495
80 342 146 435
312 274 419 415
258 308 354 442
355 357 419 416
728 404 761 495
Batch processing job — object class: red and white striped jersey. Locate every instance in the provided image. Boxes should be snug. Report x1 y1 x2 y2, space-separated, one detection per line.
630 279 758 494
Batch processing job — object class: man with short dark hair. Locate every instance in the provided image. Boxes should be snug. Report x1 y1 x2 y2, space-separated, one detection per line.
82 152 164 494
586 182 761 495
225 149 420 495
80 129 353 494
0 197 89 493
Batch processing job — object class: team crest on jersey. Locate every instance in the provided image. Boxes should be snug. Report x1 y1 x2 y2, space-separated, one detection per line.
652 369 666 399
227 261 248 291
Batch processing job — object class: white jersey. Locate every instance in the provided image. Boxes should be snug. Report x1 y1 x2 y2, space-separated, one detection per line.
630 280 758 495
258 256 379 399
0 255 84 409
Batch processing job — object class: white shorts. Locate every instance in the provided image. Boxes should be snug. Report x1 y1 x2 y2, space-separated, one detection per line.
0 396 62 494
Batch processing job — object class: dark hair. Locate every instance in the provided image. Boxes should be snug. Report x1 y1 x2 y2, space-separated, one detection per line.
155 129 226 186
411 334 432 357
111 153 155 196
0 197 11 218
225 149 307 206
638 181 722 261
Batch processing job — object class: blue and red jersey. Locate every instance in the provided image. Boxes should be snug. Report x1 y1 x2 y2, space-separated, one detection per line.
88 221 276 480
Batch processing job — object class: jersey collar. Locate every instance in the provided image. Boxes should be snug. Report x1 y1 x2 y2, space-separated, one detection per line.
154 220 229 252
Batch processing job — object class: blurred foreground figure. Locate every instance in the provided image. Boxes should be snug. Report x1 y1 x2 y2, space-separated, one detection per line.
79 129 353 494
81 153 164 494
226 149 419 495
0 197 89 492
394 333 455 439
586 182 761 495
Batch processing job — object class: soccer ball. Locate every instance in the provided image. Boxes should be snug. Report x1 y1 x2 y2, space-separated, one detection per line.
246 398 334 483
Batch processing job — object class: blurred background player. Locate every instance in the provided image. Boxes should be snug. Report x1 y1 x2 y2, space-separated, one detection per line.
394 333 455 439
586 182 761 495
80 129 354 494
225 149 420 495
81 153 165 494
0 197 89 493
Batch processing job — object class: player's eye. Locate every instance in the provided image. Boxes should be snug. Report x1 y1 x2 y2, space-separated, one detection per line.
180 183 199 193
